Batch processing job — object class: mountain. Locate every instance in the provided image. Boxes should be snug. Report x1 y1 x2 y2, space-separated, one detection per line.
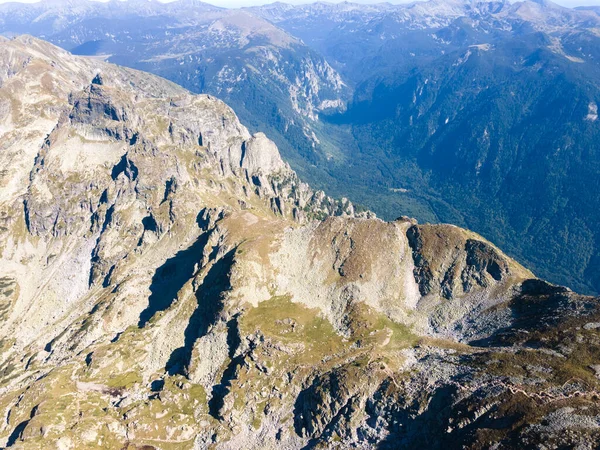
251 0 600 94
1 36 600 449
0 0 348 172
576 5 600 16
5 0 600 295
337 29 600 294
250 0 600 295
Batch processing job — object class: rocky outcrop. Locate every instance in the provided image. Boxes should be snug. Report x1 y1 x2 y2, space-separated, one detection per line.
0 36 599 450
241 132 287 176
406 224 526 300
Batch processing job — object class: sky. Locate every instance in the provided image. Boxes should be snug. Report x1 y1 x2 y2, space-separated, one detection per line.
0 0 598 10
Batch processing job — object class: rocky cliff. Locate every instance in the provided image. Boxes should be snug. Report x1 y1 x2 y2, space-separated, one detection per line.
0 36 599 449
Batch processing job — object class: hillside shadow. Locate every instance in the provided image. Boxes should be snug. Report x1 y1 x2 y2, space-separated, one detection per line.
6 420 28 447
468 279 581 348
7 406 38 447
208 315 247 419
137 233 210 328
374 383 466 450
165 249 236 377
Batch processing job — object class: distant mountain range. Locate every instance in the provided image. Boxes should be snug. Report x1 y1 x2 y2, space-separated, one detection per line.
1 0 600 294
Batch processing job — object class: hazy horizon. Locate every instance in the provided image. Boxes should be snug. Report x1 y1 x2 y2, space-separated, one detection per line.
0 0 599 10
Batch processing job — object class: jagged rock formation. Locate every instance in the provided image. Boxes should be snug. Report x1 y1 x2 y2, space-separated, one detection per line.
0 0 349 173
0 37 599 450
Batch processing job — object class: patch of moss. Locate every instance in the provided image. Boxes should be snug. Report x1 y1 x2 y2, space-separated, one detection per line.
105 371 142 389
240 296 346 366
344 302 418 349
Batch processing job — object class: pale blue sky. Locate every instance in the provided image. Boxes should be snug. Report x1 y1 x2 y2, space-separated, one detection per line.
0 0 598 9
